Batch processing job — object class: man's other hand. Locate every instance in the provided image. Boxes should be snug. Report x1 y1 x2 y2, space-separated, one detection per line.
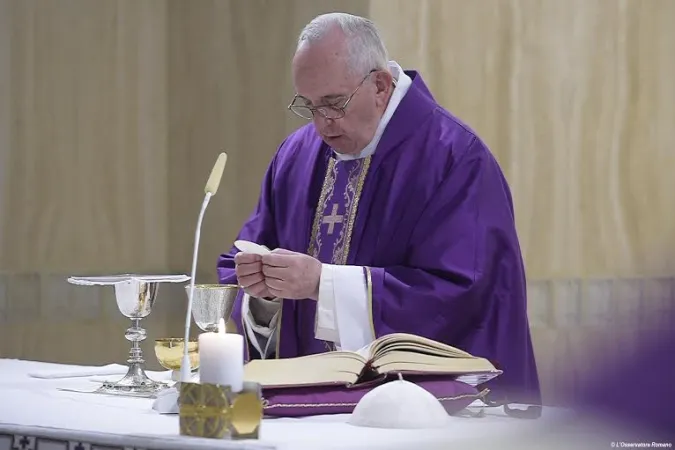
261 248 321 300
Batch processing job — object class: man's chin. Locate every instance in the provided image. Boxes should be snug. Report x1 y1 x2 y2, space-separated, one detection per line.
323 138 360 156
322 135 342 146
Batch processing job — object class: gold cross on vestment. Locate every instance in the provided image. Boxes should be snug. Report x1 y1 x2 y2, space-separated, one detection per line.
322 203 344 235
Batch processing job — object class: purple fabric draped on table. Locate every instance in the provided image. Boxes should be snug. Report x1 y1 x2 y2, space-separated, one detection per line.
262 374 483 418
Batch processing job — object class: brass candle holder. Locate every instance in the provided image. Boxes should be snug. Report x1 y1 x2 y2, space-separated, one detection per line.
178 381 263 440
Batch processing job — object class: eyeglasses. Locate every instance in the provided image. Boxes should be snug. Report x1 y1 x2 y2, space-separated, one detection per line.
287 70 376 120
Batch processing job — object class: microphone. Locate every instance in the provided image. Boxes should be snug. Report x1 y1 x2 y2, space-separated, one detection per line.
181 152 228 382
204 152 227 196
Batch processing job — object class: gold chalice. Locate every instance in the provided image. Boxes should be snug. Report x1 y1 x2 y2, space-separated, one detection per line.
155 338 200 381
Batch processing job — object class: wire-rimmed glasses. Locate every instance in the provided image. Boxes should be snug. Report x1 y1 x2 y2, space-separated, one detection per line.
288 70 375 120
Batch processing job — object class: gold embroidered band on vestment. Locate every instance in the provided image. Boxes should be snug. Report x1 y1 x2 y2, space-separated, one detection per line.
308 155 371 353
307 156 371 264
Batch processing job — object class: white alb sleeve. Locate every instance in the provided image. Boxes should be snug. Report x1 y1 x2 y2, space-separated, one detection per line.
315 264 375 352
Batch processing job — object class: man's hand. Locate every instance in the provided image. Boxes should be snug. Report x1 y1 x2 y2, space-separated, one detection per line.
234 252 274 299
261 249 322 300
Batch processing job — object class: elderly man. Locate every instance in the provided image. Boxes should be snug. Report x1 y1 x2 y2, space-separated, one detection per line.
217 12 540 406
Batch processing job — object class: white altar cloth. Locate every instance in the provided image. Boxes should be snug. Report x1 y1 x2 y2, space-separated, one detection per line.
0 359 580 450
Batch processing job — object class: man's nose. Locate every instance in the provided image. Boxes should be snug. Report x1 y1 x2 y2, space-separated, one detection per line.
313 114 335 128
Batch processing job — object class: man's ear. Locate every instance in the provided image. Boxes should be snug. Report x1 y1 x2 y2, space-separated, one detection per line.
374 71 394 95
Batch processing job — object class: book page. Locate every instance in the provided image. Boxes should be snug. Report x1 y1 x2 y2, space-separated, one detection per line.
374 351 497 374
355 341 375 359
244 351 366 388
369 333 473 360
362 333 501 385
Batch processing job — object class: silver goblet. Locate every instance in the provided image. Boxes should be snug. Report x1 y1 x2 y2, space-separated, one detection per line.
100 278 164 395
67 274 190 397
187 284 240 332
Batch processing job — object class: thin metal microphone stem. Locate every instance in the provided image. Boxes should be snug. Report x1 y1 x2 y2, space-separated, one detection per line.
181 191 212 382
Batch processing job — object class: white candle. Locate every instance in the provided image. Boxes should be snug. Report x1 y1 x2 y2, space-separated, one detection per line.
198 318 244 392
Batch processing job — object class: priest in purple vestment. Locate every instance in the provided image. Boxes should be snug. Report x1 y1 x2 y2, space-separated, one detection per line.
216 12 541 406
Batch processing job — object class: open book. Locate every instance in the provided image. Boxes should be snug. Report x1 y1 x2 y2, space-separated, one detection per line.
244 333 502 389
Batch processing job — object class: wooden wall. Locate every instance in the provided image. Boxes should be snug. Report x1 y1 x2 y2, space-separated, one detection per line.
1 0 673 404
0 0 368 368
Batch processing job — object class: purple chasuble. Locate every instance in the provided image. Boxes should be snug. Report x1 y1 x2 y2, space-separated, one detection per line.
217 70 542 406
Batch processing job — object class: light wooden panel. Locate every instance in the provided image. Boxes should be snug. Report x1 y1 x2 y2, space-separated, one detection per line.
0 0 174 368
0 0 169 274
370 0 675 279
0 0 10 252
0 0 370 366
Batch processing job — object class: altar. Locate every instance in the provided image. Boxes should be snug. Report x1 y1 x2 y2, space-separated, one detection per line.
0 271 620 449
0 359 585 450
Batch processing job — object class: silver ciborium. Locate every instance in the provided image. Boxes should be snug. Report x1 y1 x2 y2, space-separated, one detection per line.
67 274 190 397
187 284 240 332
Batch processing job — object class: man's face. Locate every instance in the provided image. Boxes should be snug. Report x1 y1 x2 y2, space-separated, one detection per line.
291 38 392 155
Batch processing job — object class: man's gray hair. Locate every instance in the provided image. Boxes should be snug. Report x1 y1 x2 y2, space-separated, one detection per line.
296 13 389 76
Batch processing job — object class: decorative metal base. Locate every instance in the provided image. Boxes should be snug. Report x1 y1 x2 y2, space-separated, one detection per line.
179 381 263 440
94 363 169 398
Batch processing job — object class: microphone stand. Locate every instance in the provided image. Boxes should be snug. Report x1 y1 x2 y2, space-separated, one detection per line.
179 151 227 383
180 191 213 383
